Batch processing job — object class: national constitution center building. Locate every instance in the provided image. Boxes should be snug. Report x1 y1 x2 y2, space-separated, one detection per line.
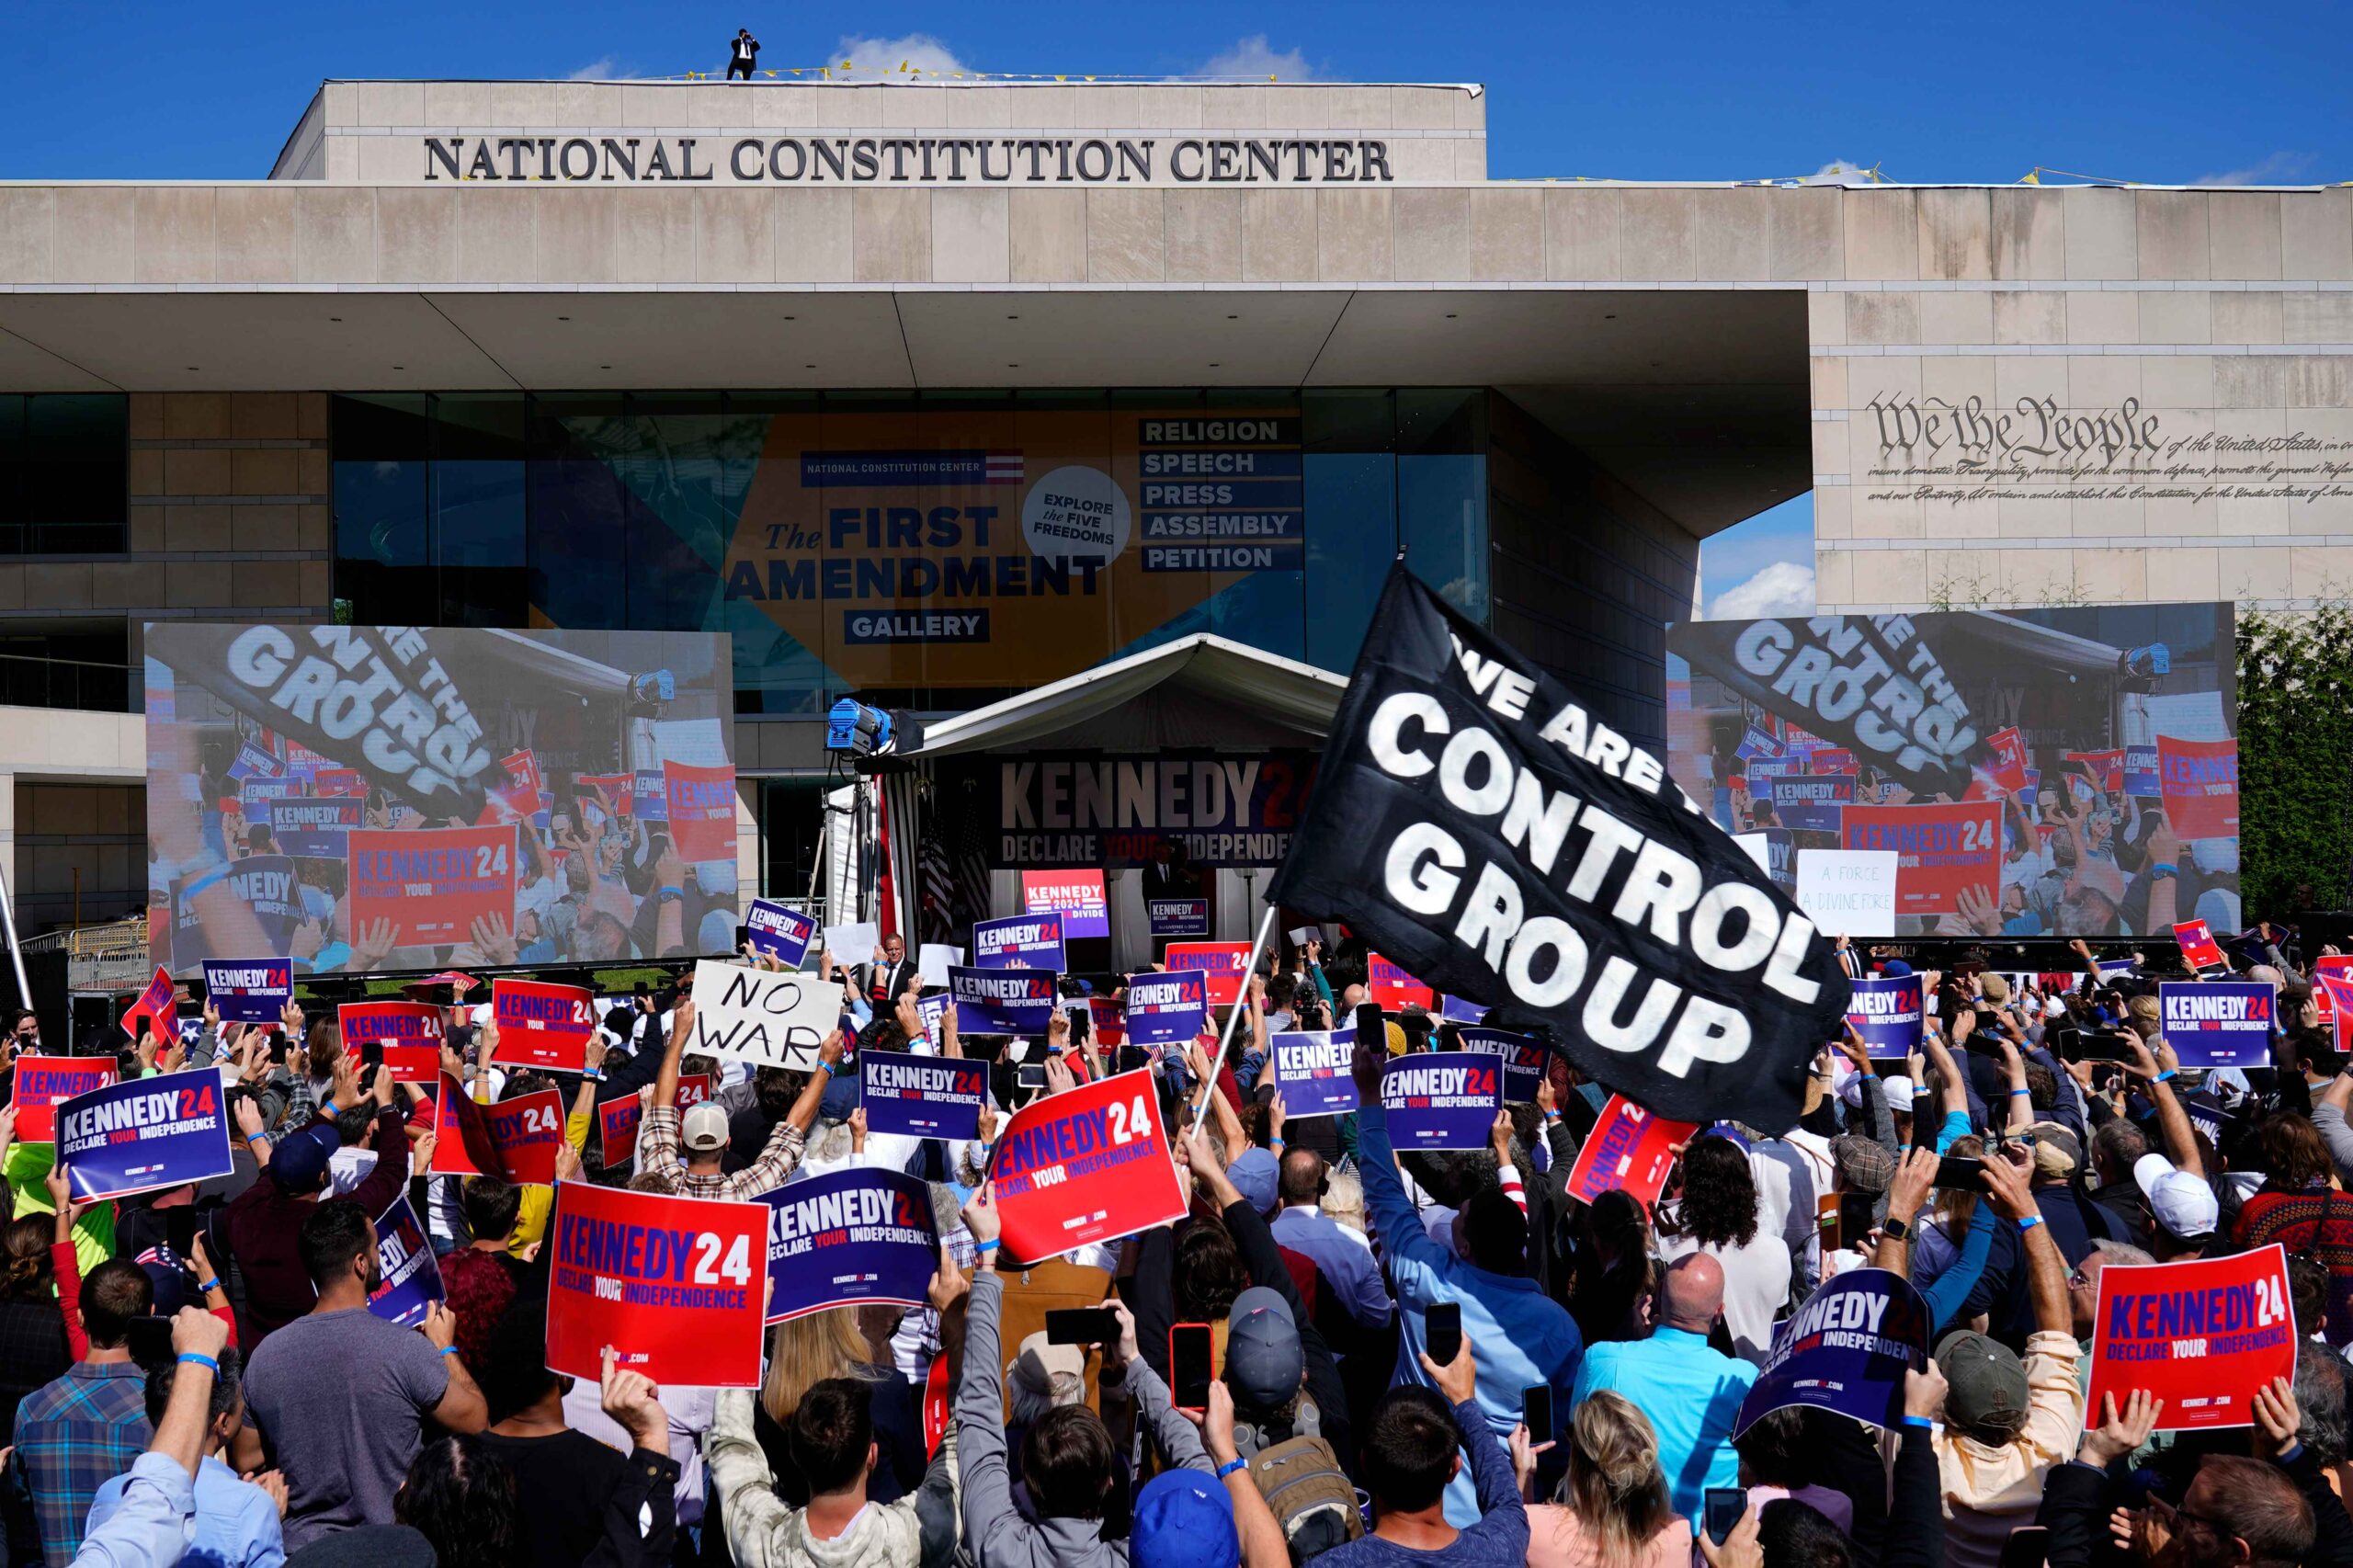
0 74 2346 936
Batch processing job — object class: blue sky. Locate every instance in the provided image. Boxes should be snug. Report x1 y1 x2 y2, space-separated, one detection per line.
3 1 2344 614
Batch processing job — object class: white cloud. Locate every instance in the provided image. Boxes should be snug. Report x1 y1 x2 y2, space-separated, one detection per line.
1796 159 1877 186
567 56 623 80
1200 35 1314 80
1708 561 1816 621
2195 151 2316 187
833 32 968 75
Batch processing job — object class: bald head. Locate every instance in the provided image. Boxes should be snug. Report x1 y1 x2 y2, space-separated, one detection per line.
1659 1254 1725 1335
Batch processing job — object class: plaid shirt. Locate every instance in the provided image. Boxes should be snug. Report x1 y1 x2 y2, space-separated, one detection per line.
638 1104 807 1199
13 1361 153 1562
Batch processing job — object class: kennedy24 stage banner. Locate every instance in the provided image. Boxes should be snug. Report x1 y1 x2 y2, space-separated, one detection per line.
744 899 818 966
1022 870 1109 939
1122 971 1207 1046
2158 981 2274 1068
988 1067 1188 1257
489 980 597 1073
56 1074 236 1201
757 1167 939 1324
860 1051 987 1141
972 750 1318 869
1379 1052 1501 1151
1268 568 1850 1131
1268 1028 1360 1118
1146 898 1210 938
1734 1268 1930 1436
1164 942 1250 1007
1847 974 1925 1060
12 1057 117 1143
1563 1095 1699 1208
974 913 1066 971
951 966 1058 1036
548 1181 767 1388
368 1196 447 1329
201 960 290 1026
1840 801 2001 917
2086 1244 2296 1432
2158 735 2241 842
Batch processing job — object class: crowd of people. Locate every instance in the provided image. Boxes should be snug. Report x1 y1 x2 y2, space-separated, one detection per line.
1 921 2351 1568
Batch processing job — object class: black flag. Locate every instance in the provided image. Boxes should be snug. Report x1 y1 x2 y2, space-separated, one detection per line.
1268 567 1850 1131
1667 613 1978 799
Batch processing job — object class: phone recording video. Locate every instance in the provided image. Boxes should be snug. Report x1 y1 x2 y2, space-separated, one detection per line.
1425 1301 1463 1366
1170 1324 1215 1411
1703 1488 1746 1547
1045 1308 1120 1346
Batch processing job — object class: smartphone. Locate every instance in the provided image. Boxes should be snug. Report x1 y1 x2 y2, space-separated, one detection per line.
125 1314 176 1369
1046 1308 1120 1346
1170 1324 1214 1411
176 1000 204 1021
1426 1301 1463 1366
2081 1032 2136 1062
1354 1001 1384 1046
1703 1488 1746 1547
1521 1384 1554 1444
1934 1156 1986 1191
165 1207 198 1257
1434 1023 1461 1052
1117 1046 1148 1075
1016 1063 1048 1095
1998 1526 2051 1568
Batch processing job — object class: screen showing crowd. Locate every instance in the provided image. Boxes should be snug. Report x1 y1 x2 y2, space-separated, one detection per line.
1665 602 2238 939
142 625 738 977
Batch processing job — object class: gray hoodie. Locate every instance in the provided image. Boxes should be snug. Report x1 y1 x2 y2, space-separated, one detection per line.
957 1270 1212 1568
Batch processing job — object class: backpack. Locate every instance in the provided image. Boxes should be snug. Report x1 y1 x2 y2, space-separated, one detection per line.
1247 1436 1364 1564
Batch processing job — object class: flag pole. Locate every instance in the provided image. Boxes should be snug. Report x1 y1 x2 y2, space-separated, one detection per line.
1188 903 1279 1142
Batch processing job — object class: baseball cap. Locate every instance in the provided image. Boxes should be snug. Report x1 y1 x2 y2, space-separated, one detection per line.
1937 1328 2029 1439
1130 1465 1239 1568
2027 1122 2082 1178
1224 1285 1303 1410
1226 1148 1279 1217
1007 1332 1086 1406
2134 1153 2220 1240
1830 1134 1894 1196
270 1122 340 1194
680 1101 730 1153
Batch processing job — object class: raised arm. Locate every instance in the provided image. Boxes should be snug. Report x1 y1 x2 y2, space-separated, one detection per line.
2127 1033 2203 1177
1981 1146 2068 1335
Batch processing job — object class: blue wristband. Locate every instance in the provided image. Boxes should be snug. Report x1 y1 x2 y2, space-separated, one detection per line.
320 1100 337 1118
2151 863 2179 879
177 1353 219 1373
2155 1069 2177 1083
1899 1415 1932 1431
440 1346 460 1358
1215 1456 1248 1479
820 1060 840 1077
973 1239 1000 1255
2018 1214 2044 1233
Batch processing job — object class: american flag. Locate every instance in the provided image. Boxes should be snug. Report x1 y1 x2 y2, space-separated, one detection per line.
921 791 994 941
984 451 1024 484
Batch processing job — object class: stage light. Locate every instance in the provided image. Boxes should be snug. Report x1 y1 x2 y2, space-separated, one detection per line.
826 699 896 756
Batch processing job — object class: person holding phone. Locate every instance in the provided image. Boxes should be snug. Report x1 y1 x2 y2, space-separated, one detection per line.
1513 1391 1685 1568
1347 1030 1582 1528
1309 1333 1526 1568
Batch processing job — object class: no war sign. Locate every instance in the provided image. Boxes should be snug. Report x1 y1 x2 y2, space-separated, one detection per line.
2158 980 2274 1068
988 1068 1188 1257
757 1167 939 1324
548 1180 767 1388
687 960 837 1071
860 1051 987 1141
2086 1244 2295 1432
57 1075 235 1201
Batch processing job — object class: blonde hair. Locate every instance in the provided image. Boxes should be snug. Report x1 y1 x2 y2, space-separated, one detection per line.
759 1307 875 1426
1931 1135 1984 1232
1552 1391 1672 1568
1322 1170 1367 1233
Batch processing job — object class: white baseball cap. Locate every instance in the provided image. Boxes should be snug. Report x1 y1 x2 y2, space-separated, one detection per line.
2133 1153 2220 1241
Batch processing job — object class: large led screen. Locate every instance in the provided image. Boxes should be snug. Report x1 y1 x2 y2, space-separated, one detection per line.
144 626 737 977
1666 605 2236 939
